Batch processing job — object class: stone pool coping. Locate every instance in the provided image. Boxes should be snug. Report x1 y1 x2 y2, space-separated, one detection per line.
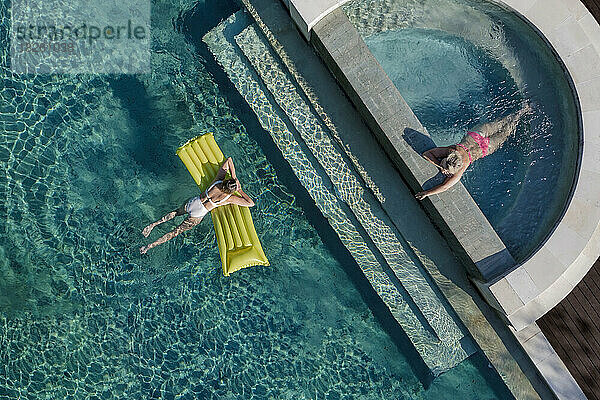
281 0 350 39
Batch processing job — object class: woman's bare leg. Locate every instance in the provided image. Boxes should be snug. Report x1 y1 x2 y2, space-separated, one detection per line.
140 217 201 254
476 104 532 154
142 203 187 237
475 103 532 137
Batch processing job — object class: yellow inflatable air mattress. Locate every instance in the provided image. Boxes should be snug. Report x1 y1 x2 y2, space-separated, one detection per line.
176 133 269 276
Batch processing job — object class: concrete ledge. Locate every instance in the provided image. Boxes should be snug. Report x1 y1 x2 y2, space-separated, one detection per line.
310 9 515 282
285 0 351 39
513 323 586 400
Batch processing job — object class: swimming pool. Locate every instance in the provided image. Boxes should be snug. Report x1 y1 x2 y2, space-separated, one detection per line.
344 0 580 262
0 0 514 398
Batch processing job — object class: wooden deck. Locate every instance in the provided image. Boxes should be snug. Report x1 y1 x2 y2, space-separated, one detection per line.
538 257 600 400
582 0 600 20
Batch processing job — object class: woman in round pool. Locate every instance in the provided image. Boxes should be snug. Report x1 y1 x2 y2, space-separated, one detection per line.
415 104 532 200
140 157 255 254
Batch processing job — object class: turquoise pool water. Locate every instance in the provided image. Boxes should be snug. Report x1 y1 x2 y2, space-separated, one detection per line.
346 0 580 262
0 0 513 398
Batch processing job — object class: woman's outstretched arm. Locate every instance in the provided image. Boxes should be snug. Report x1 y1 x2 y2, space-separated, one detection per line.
228 158 237 180
215 157 236 182
415 168 466 200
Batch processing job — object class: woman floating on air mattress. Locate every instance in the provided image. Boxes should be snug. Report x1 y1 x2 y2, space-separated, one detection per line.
140 157 255 254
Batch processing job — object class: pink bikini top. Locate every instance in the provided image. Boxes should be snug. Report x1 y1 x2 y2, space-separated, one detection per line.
456 131 489 165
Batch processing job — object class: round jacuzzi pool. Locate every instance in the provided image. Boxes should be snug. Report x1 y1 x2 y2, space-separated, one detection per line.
344 0 581 262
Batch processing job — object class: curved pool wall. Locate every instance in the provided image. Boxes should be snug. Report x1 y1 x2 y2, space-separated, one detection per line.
0 0 518 399
475 0 600 329
348 0 580 263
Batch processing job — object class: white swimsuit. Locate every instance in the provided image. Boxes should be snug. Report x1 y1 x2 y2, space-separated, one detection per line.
185 180 232 218
185 196 209 218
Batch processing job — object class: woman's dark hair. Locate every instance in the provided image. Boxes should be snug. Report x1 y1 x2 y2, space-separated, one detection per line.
219 179 238 194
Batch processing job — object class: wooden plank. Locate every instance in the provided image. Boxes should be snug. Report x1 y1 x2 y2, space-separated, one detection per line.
583 263 600 298
538 254 600 400
540 305 597 397
574 279 600 337
582 0 600 23
557 298 600 394
541 304 598 398
537 316 571 364
567 285 600 362
586 0 600 10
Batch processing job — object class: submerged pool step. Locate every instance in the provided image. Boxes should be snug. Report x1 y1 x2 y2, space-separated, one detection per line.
203 11 471 375
235 24 467 344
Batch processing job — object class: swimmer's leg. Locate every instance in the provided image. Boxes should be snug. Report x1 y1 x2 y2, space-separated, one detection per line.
475 114 516 138
140 217 201 254
487 127 515 154
476 103 532 137
476 105 532 154
142 203 187 238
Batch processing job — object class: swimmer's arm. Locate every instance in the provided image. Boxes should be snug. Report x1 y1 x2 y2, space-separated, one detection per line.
228 158 237 180
228 189 255 207
215 157 235 181
415 168 465 200
422 147 451 168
